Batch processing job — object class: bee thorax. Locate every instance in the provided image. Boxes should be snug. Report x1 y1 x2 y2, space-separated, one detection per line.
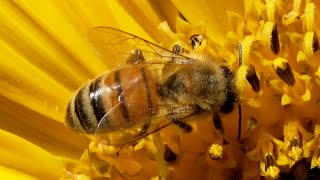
160 62 227 112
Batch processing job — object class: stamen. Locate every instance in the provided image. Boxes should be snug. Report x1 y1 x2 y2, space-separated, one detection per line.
311 134 320 168
305 3 315 32
289 137 301 147
271 24 280 54
293 0 301 13
241 36 254 66
262 22 280 54
273 58 295 86
313 33 319 53
288 146 303 162
317 148 320 168
264 154 280 179
189 34 204 50
265 166 280 179
164 144 177 163
304 32 319 57
264 153 276 170
246 64 260 92
265 0 275 22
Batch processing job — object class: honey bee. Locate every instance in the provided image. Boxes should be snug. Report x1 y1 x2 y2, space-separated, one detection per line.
65 27 240 146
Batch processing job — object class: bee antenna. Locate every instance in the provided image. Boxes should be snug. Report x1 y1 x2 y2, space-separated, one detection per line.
237 104 242 141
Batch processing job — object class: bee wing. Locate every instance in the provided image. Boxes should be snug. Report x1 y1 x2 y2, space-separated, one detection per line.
94 105 173 146
88 26 194 67
95 103 199 146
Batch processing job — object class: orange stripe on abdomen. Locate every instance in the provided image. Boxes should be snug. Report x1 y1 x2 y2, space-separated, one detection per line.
99 67 158 132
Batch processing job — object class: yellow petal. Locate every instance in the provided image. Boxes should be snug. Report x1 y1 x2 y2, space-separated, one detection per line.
0 129 64 179
0 165 37 180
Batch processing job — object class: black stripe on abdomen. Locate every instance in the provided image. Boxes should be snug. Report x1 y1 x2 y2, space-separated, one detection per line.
114 70 130 122
66 101 84 132
89 77 106 124
74 87 91 132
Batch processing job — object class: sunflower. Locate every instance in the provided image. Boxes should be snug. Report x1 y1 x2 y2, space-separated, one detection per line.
1 0 320 179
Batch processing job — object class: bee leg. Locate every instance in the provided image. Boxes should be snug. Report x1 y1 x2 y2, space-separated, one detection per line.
138 118 151 135
171 117 192 133
126 49 145 64
213 113 230 144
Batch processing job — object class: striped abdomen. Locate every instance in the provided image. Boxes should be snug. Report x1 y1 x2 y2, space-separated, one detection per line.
66 66 159 134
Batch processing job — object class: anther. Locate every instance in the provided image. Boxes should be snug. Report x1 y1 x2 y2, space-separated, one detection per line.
271 23 280 54
313 32 319 53
273 58 295 86
246 64 260 92
289 137 301 147
304 32 319 57
265 153 276 170
164 144 177 163
190 34 204 50
264 154 280 179
262 22 280 55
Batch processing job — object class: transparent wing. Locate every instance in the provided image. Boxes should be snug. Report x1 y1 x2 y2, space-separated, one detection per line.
88 26 194 68
95 103 199 146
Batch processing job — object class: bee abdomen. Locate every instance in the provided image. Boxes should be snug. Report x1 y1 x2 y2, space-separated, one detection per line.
66 80 102 133
66 67 159 134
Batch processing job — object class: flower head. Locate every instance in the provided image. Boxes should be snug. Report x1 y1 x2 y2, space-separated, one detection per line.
1 0 320 179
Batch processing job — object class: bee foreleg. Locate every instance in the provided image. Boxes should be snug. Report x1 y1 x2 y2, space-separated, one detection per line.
171 117 192 133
